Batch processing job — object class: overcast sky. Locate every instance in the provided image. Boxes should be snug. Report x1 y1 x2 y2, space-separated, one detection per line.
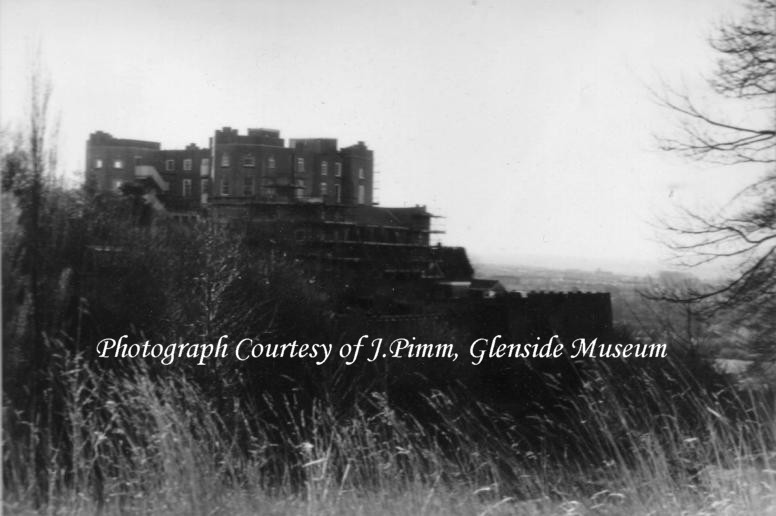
1 0 764 275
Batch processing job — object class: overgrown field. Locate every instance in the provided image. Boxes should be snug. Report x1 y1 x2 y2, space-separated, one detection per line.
4 340 776 515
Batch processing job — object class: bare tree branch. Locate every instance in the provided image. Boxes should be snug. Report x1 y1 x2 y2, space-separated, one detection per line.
650 1 776 351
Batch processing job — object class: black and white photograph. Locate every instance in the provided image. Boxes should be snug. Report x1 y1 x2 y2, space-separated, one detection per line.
2 0 775 513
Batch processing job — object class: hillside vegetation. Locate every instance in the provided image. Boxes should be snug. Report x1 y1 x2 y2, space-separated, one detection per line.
3 187 776 515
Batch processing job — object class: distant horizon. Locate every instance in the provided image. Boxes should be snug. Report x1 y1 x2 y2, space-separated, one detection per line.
467 251 723 280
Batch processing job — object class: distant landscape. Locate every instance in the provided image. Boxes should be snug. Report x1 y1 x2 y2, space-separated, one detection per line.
472 261 756 363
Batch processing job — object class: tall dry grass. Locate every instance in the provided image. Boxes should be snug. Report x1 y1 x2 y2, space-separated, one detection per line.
4 339 776 515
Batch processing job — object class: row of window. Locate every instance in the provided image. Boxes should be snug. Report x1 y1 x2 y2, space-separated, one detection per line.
219 177 254 196
178 179 206 197
221 154 273 169
215 179 363 203
112 175 363 203
95 158 124 169
319 160 349 177
95 158 207 172
166 158 205 171
96 156 366 180
218 154 364 179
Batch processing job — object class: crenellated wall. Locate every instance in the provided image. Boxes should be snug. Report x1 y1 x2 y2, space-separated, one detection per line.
508 291 613 342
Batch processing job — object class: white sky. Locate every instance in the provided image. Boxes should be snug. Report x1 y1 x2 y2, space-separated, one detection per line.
0 0 766 275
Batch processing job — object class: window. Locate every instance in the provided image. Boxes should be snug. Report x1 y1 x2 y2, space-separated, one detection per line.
334 162 342 177
296 157 305 173
182 179 192 197
242 155 255 167
221 154 230 167
165 159 175 171
267 155 276 169
335 184 342 203
113 159 124 169
201 158 210 170
94 159 103 169
358 184 365 204
320 182 327 195
183 158 193 171
244 177 254 196
221 178 230 195
113 179 123 191
295 179 304 199
321 161 328 176
201 179 209 195
358 167 365 180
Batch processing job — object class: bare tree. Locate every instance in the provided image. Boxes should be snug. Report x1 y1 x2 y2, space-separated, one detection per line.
658 0 775 165
1 58 58 363
650 0 776 335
